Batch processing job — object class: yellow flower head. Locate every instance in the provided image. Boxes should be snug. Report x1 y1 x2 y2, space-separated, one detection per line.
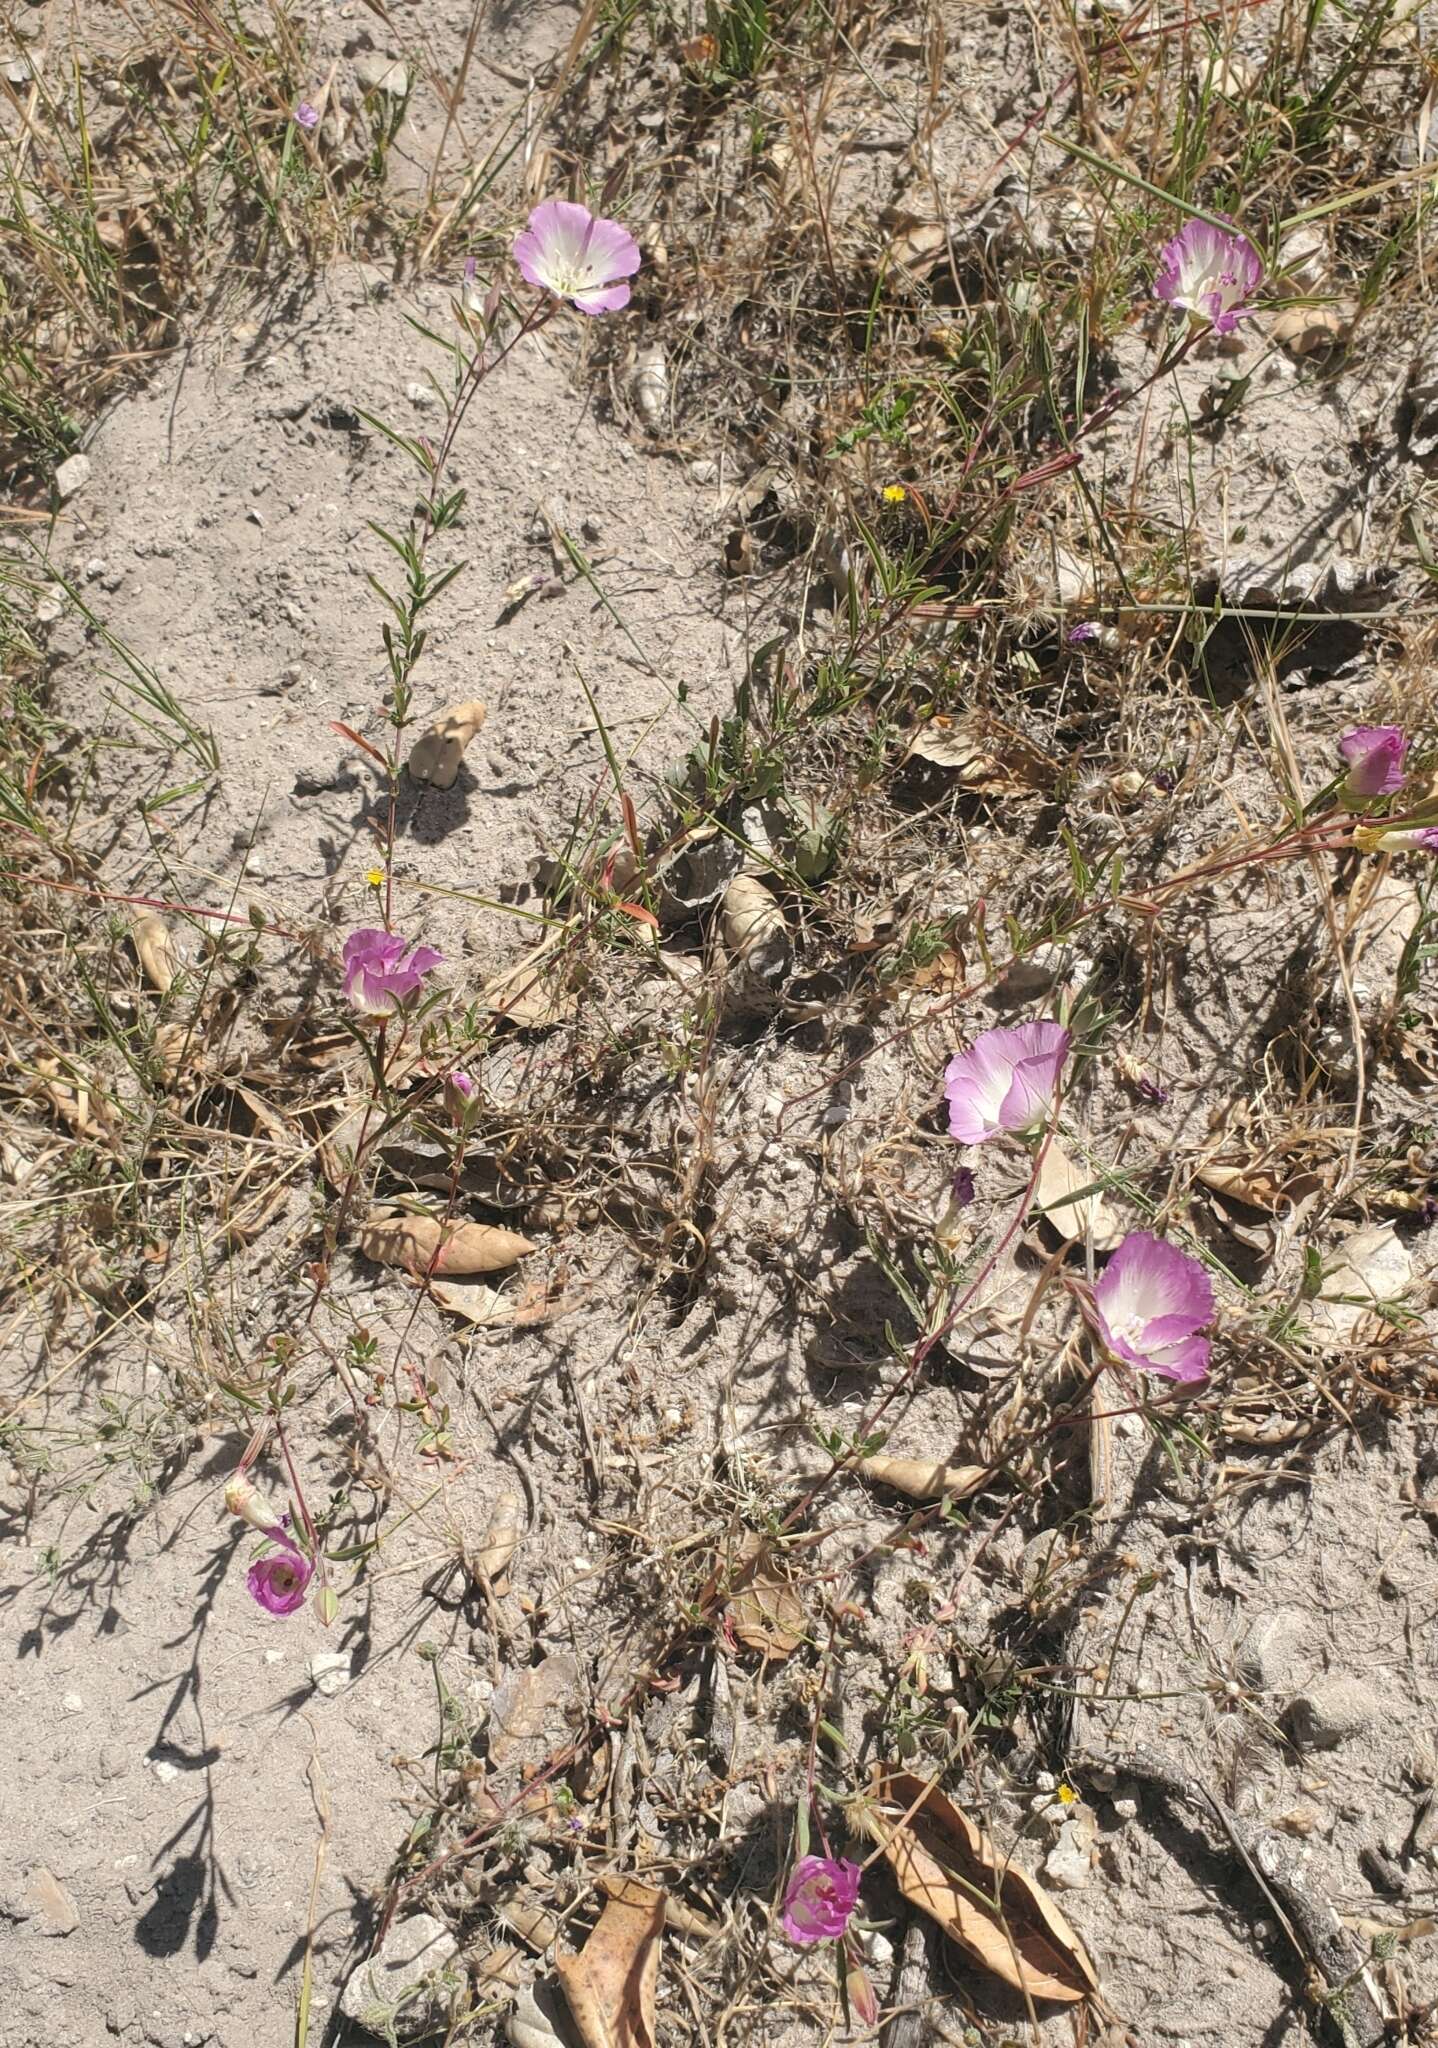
1057 1782 1077 1806
365 867 385 888
882 484 907 504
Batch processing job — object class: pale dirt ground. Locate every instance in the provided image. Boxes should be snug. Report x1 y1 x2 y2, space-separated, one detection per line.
4 2 1438 2046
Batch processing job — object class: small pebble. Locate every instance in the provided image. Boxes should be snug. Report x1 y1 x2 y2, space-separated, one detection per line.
54 452 92 500
308 1651 352 1698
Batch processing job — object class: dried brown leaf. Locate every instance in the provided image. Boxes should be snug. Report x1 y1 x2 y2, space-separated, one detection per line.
481 942 577 1029
725 1530 806 1659
473 1488 524 1587
721 875 789 977
875 1768 1099 2004
853 1454 990 1502
557 1877 665 2048
1033 1139 1122 1248
131 911 179 993
905 713 1054 793
407 698 488 789
359 1211 535 1276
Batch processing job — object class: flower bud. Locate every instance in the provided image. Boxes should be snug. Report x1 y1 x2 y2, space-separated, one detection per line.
845 1962 879 2027
225 1475 278 1532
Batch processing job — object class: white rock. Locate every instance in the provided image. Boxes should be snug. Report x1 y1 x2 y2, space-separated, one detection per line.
1288 1675 1379 1750
405 380 437 409
308 1651 352 1697
151 1758 180 1783
61 1693 84 1714
338 1913 459 2039
54 453 92 500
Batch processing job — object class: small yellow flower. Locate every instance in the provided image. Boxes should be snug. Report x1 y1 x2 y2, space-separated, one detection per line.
365 867 385 888
1057 1782 1077 1806
882 484 907 504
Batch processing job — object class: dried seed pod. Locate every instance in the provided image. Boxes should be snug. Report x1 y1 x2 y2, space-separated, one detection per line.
406 699 488 790
131 912 179 993
630 346 669 434
359 1211 535 1276
721 875 789 979
473 1488 524 1588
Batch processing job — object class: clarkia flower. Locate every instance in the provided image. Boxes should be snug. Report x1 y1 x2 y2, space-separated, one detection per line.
1093 1231 1214 1384
1353 823 1438 853
1066 621 1099 645
246 1530 312 1616
1154 219 1263 334
944 1021 1072 1146
513 199 641 315
780 1855 862 1945
342 928 444 1018
293 99 320 130
1339 725 1407 801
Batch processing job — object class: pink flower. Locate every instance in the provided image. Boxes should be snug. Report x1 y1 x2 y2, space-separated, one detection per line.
246 1530 312 1616
944 1022 1072 1146
1354 823 1438 853
1339 725 1407 800
513 199 641 315
443 1069 476 1126
1154 219 1263 333
1093 1231 1214 1383
342 928 444 1018
781 1855 862 1945
1066 621 1099 644
293 99 320 130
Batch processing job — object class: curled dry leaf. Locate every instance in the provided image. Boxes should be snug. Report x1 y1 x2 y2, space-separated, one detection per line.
406 698 487 790
854 1453 990 1502
506 1986 566 2048
721 875 789 978
557 1877 665 2048
359 1211 535 1276
481 941 577 1029
630 345 669 433
1270 302 1351 354
131 911 179 993
904 712 1055 794
1033 1139 1122 1249
473 1488 524 1588
875 1768 1098 2004
725 1530 806 1659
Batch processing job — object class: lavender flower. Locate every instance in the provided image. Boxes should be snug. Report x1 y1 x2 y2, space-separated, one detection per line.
1093 1231 1214 1384
513 199 641 315
293 99 320 130
1339 725 1407 801
443 1069 477 1127
1154 219 1263 334
943 1022 1072 1146
246 1531 312 1616
342 928 444 1019
1066 621 1099 645
780 1855 862 1945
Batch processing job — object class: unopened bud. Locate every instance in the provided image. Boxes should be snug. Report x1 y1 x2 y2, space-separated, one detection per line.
225 1475 278 1531
845 1963 879 2027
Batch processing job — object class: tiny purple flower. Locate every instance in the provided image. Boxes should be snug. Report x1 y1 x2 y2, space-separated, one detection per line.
513 199 641 315
780 1855 862 1945
1066 622 1099 645
951 1165 976 1208
1093 1231 1214 1384
293 99 320 130
1339 725 1407 801
246 1530 313 1616
342 928 444 1019
943 1021 1072 1146
1154 219 1263 334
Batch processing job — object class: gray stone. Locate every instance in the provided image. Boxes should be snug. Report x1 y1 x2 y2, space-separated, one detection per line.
1287 1675 1379 1750
338 1913 460 2040
54 453 92 500
1240 1607 1307 1690
355 54 409 96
